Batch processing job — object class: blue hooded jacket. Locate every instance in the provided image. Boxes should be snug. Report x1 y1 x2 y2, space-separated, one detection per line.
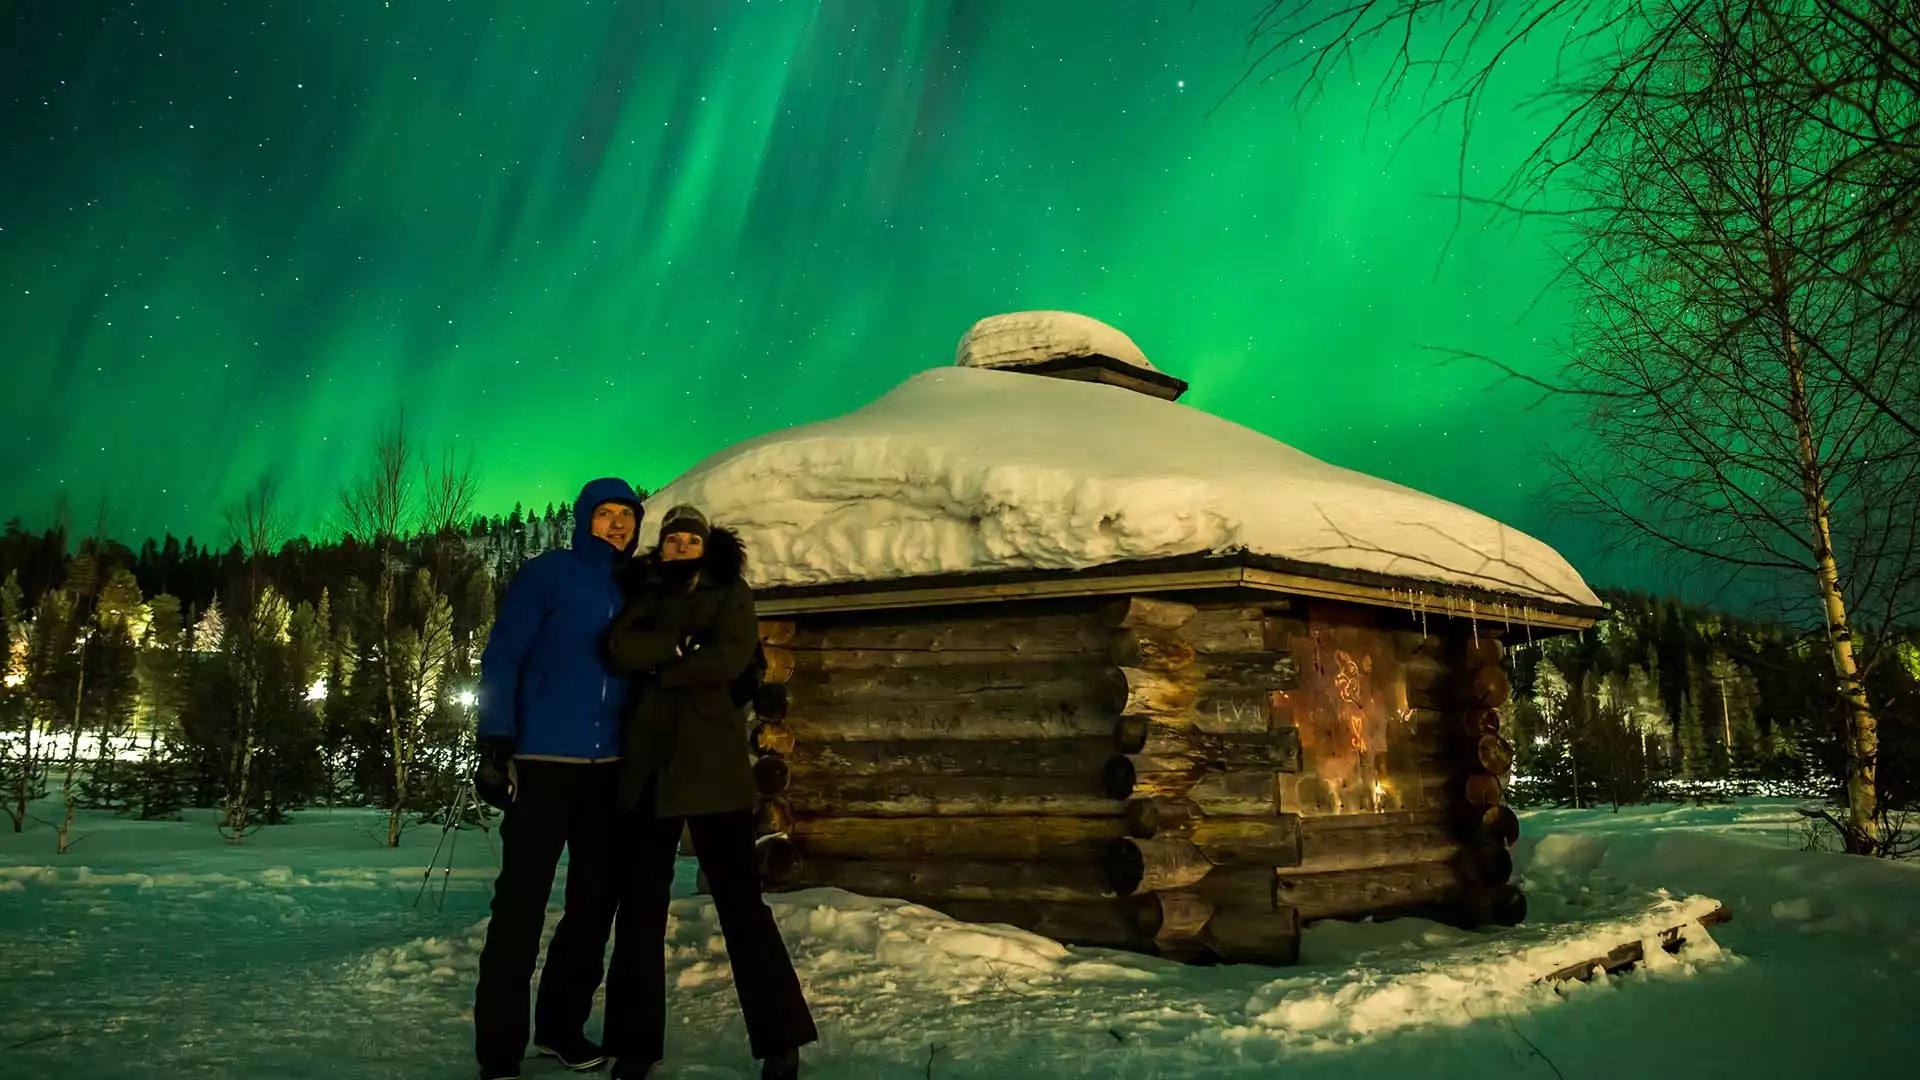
476 478 642 761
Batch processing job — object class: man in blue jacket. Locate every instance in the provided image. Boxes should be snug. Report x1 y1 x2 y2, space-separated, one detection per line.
472 477 643 1080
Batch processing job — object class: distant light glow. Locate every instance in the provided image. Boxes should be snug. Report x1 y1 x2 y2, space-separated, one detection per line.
306 678 328 702
456 689 477 708
1534 735 1550 747
2 672 21 689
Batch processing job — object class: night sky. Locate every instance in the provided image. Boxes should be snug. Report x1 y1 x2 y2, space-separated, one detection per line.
1 2 1612 583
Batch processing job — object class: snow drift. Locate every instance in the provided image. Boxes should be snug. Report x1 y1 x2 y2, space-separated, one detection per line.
641 362 1599 607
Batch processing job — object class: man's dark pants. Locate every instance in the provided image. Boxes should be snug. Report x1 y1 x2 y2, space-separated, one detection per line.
600 790 818 1065
473 760 621 1067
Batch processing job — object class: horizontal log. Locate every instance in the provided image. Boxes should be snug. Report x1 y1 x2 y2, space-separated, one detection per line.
1297 816 1465 873
1108 837 1212 895
1123 773 1286 837
786 774 1122 818
1102 732 1300 801
1109 628 1198 672
1115 718 1305 767
1276 861 1467 921
1188 815 1303 868
789 815 1127 862
1103 596 1197 631
755 834 804 887
1136 889 1214 943
786 737 1111 779
1176 606 1267 653
1205 906 1303 965
789 614 1112 663
763 645 795 685
788 659 1107 701
752 755 790 795
924 899 1146 951
1125 796 1199 839
1103 666 1198 716
782 699 1115 742
789 858 1115 904
1402 654 1452 694
1260 614 1307 653
752 722 796 757
752 682 788 721
1188 769 1286 816
758 619 797 647
754 797 794 838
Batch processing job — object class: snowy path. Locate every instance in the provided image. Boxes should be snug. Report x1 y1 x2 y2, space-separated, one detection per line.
2 801 1916 1079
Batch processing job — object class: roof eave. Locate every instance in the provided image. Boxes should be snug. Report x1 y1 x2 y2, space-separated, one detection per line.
754 549 1606 632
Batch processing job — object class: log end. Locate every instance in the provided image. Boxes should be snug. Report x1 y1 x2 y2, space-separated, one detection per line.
1101 754 1138 801
753 681 789 722
1465 882 1527 927
753 797 794 838
1107 837 1212 896
1108 837 1150 896
1114 715 1150 755
752 721 798 758
755 833 804 887
1457 843 1515 886
752 754 791 796
1122 796 1198 840
1205 905 1303 966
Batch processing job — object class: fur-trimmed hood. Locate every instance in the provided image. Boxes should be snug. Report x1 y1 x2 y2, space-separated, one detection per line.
626 525 747 591
692 525 746 587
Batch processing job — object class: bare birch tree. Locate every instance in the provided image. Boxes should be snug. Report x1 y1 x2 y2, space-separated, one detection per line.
1538 6 1919 851
1242 0 1920 852
337 413 418 846
0 570 33 832
220 474 285 841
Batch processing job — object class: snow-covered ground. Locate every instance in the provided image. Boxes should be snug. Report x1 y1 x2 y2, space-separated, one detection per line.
2 799 1915 1079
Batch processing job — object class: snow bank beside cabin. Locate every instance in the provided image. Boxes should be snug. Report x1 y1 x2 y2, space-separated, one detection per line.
643 365 1599 607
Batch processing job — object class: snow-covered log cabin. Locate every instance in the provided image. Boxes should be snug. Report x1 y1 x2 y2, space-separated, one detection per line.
642 311 1607 965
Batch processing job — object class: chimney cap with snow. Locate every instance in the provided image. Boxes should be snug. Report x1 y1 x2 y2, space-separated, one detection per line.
954 310 1188 401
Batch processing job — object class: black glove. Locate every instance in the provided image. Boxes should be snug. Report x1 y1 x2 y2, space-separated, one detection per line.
473 739 516 810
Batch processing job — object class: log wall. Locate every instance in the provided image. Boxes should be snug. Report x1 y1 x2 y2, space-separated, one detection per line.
747 590 1526 966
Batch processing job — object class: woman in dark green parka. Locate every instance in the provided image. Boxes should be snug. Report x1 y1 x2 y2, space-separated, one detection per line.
599 505 817 1080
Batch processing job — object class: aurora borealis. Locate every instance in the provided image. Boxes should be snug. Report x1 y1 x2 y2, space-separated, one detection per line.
1 2 1606 579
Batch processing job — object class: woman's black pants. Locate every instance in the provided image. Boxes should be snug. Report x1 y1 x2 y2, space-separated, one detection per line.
601 798 818 1064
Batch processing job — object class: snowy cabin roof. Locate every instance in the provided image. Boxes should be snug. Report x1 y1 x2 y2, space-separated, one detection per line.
955 311 1189 401
638 361 1604 625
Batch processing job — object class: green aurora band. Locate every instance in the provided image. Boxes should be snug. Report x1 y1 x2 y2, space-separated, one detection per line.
2 1 1615 581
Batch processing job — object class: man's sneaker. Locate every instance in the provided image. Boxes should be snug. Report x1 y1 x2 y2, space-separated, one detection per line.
477 1062 521 1080
762 1047 800 1080
533 1036 608 1072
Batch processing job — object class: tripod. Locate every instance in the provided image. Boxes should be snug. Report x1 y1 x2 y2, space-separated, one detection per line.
413 777 500 912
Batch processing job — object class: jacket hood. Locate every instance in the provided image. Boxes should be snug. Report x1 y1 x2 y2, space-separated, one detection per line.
572 478 644 557
700 526 746 586
636 525 747 588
